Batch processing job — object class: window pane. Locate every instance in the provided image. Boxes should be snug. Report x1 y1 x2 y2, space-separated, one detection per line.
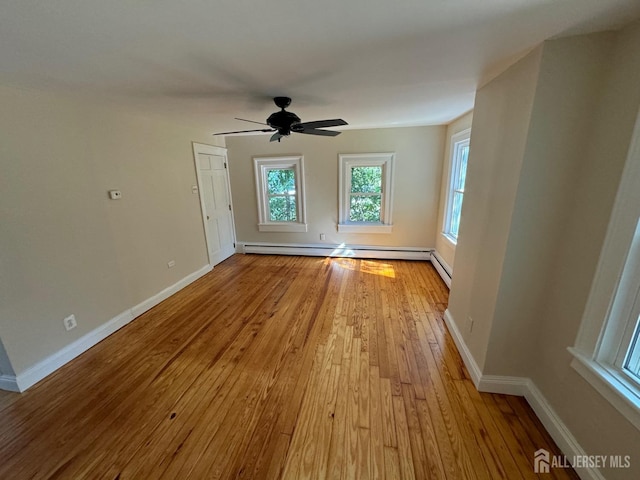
350 194 381 222
267 169 296 195
351 166 382 193
449 191 464 238
624 316 640 381
269 195 297 222
455 144 469 191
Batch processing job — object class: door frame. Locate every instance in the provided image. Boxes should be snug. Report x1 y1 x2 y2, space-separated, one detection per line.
192 142 238 267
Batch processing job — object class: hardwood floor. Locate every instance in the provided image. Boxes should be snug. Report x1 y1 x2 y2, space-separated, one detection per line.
0 255 577 479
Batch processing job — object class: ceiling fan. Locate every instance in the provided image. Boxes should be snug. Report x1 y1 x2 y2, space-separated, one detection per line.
213 96 348 142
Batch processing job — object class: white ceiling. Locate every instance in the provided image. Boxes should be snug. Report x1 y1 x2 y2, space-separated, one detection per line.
1 1 639 133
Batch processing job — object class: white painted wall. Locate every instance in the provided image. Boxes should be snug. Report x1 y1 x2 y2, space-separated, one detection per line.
435 111 473 271
225 126 445 249
0 84 223 375
449 21 640 479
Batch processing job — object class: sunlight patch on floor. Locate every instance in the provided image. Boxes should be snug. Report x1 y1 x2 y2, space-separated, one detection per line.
332 256 396 278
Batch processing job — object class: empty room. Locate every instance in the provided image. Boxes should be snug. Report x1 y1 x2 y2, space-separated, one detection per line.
2 1 640 479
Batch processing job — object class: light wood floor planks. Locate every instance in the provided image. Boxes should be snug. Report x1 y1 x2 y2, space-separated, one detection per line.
0 255 578 479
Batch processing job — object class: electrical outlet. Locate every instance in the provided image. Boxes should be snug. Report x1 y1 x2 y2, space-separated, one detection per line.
108 190 122 200
167 260 176 268
191 185 199 194
64 314 77 331
320 233 326 240
466 316 474 333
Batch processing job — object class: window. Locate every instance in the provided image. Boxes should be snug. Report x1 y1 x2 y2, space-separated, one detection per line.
338 153 395 233
254 156 307 232
266 169 297 222
569 129 640 430
443 129 471 243
621 298 640 387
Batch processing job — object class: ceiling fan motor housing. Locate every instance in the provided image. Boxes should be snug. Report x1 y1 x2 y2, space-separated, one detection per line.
267 109 301 136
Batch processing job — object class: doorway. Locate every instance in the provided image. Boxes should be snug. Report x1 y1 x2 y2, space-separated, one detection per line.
192 143 237 267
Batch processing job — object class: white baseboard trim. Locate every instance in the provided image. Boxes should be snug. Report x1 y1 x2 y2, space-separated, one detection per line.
131 264 212 318
13 309 135 392
445 308 602 480
240 242 433 261
443 309 482 387
0 374 19 392
478 375 529 396
430 251 452 288
1 264 213 393
523 380 604 480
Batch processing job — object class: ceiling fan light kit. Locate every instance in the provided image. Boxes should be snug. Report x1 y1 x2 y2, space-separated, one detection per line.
213 97 347 142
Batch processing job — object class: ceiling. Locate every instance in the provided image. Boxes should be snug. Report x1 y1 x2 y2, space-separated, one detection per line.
1 1 639 133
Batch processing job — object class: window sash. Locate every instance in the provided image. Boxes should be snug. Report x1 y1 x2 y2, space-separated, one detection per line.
267 193 297 222
615 285 640 388
349 193 382 223
266 168 296 195
448 191 464 240
350 166 383 194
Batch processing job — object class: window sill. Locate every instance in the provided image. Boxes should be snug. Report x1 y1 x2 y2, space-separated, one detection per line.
568 347 640 431
441 233 458 247
337 223 393 234
258 223 308 233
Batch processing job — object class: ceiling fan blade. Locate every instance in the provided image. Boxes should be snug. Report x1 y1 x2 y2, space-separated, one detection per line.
296 128 341 137
294 119 348 130
235 117 269 126
213 128 275 136
270 132 283 142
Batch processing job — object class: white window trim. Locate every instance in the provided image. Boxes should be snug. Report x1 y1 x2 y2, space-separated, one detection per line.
338 153 395 234
569 109 640 430
254 155 308 233
442 128 471 245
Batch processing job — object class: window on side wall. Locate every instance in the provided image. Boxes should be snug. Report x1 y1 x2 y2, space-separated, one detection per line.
443 129 471 244
569 130 640 430
338 153 395 234
254 156 307 232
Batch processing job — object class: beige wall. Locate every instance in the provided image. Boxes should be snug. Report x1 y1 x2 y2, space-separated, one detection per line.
484 32 617 376
528 24 640 477
449 22 640 479
435 111 473 271
0 84 223 375
447 47 542 370
226 126 445 248
0 339 13 376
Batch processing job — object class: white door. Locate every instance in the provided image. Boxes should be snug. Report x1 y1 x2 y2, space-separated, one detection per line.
193 144 236 266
